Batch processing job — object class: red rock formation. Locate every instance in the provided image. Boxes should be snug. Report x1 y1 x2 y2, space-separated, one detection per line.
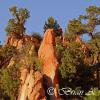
6 34 46 100
18 69 46 100
6 35 40 49
38 29 60 99
5 31 62 100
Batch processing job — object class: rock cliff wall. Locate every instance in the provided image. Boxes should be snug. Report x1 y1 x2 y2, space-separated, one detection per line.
5 34 46 100
38 29 60 99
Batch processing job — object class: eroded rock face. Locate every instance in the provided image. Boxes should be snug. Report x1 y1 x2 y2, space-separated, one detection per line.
18 69 46 100
6 35 39 49
6 36 23 49
5 31 61 100
6 34 46 100
38 29 59 99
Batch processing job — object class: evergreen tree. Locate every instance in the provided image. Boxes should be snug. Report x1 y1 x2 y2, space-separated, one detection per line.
5 6 30 38
68 6 100 39
44 17 62 36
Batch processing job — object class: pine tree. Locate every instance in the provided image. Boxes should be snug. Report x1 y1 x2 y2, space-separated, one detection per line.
44 17 62 36
5 6 30 38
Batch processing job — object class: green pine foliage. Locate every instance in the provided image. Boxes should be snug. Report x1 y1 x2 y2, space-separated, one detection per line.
0 45 17 58
84 88 100 100
59 41 84 79
68 19 84 35
68 6 100 39
44 17 62 36
0 65 20 100
5 6 30 37
19 41 42 71
0 45 17 68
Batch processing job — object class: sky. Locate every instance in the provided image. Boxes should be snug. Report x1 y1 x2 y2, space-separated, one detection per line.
0 0 100 44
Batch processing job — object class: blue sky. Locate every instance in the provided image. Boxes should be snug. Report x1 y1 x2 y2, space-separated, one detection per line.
0 0 100 43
